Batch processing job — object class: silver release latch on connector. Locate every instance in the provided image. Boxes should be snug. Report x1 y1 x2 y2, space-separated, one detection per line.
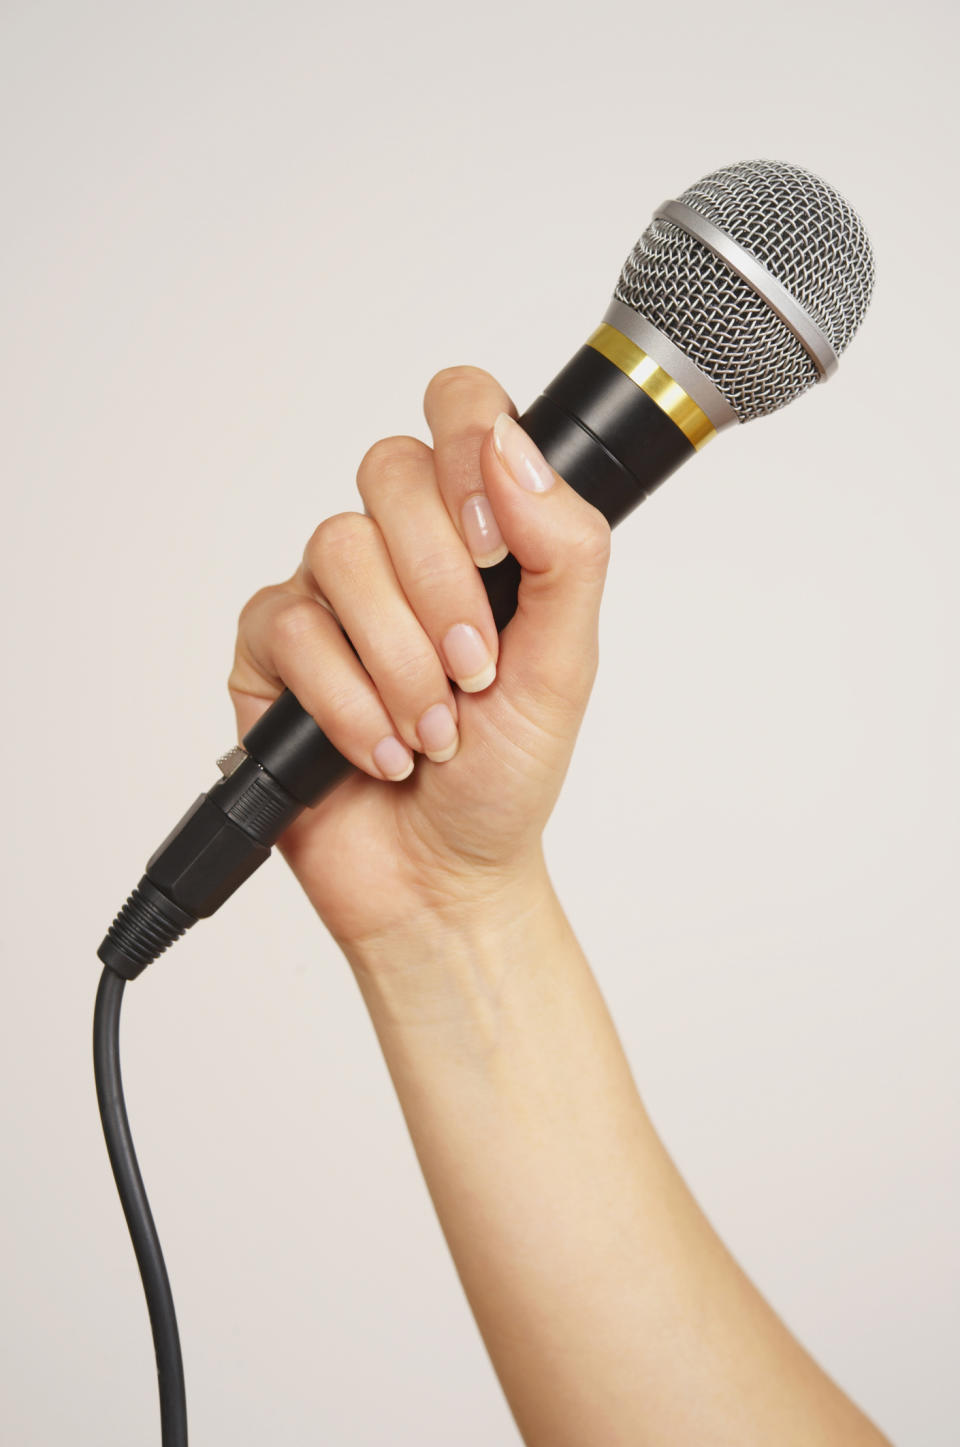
215 745 248 779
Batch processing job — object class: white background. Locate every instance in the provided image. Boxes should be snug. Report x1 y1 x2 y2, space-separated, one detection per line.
2 1 957 1442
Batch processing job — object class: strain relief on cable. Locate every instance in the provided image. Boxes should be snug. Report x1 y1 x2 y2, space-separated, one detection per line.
98 876 196 980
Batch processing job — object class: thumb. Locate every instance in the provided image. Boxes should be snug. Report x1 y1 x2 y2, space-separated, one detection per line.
479 412 612 714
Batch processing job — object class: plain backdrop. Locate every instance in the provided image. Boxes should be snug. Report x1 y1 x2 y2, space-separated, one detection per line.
2 1 957 1443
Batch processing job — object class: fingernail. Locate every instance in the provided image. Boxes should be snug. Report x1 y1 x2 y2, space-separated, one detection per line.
417 702 460 762
461 492 508 567
373 735 414 780
442 622 496 692
493 412 555 493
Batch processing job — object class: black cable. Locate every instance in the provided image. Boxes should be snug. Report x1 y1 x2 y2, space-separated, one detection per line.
94 965 188 1446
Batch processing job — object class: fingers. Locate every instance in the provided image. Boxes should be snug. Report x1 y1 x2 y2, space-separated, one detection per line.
231 584 420 781
423 366 516 571
421 365 610 713
354 435 499 693
230 366 612 787
232 413 512 781
477 412 612 711
299 503 467 756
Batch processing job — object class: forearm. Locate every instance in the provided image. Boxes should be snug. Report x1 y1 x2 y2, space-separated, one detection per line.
344 866 889 1447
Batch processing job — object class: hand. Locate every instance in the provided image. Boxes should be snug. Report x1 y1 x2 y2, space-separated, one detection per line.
228 366 611 954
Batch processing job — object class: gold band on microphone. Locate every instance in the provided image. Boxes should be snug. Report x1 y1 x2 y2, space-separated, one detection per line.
586 323 717 451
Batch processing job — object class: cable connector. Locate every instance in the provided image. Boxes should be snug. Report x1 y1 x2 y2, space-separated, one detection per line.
98 876 195 980
98 752 304 978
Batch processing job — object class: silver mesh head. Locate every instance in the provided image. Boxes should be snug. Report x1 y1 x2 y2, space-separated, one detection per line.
614 160 875 423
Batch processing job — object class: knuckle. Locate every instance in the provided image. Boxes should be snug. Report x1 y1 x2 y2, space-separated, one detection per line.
388 646 435 690
237 583 283 631
270 595 322 650
439 428 489 489
571 508 612 575
319 684 361 735
305 510 374 571
356 435 431 500
406 545 466 595
424 364 497 410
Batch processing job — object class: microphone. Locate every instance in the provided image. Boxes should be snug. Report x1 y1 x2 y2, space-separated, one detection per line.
98 158 875 978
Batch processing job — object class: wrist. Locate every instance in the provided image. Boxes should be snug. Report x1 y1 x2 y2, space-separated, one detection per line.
339 850 561 1025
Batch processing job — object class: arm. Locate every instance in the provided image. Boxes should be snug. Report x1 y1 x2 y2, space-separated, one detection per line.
229 365 891 1446
344 872 890 1447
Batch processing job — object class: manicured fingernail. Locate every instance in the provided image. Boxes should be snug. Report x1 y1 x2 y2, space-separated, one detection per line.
461 492 508 567
417 702 459 762
373 735 414 780
493 412 556 493
442 622 496 692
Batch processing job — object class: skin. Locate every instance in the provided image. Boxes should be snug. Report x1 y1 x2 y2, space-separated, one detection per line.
229 366 891 1447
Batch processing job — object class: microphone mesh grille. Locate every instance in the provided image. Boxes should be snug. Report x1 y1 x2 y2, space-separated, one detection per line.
614 160 875 423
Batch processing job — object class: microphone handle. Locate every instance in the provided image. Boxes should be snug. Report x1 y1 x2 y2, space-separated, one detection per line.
98 342 698 977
